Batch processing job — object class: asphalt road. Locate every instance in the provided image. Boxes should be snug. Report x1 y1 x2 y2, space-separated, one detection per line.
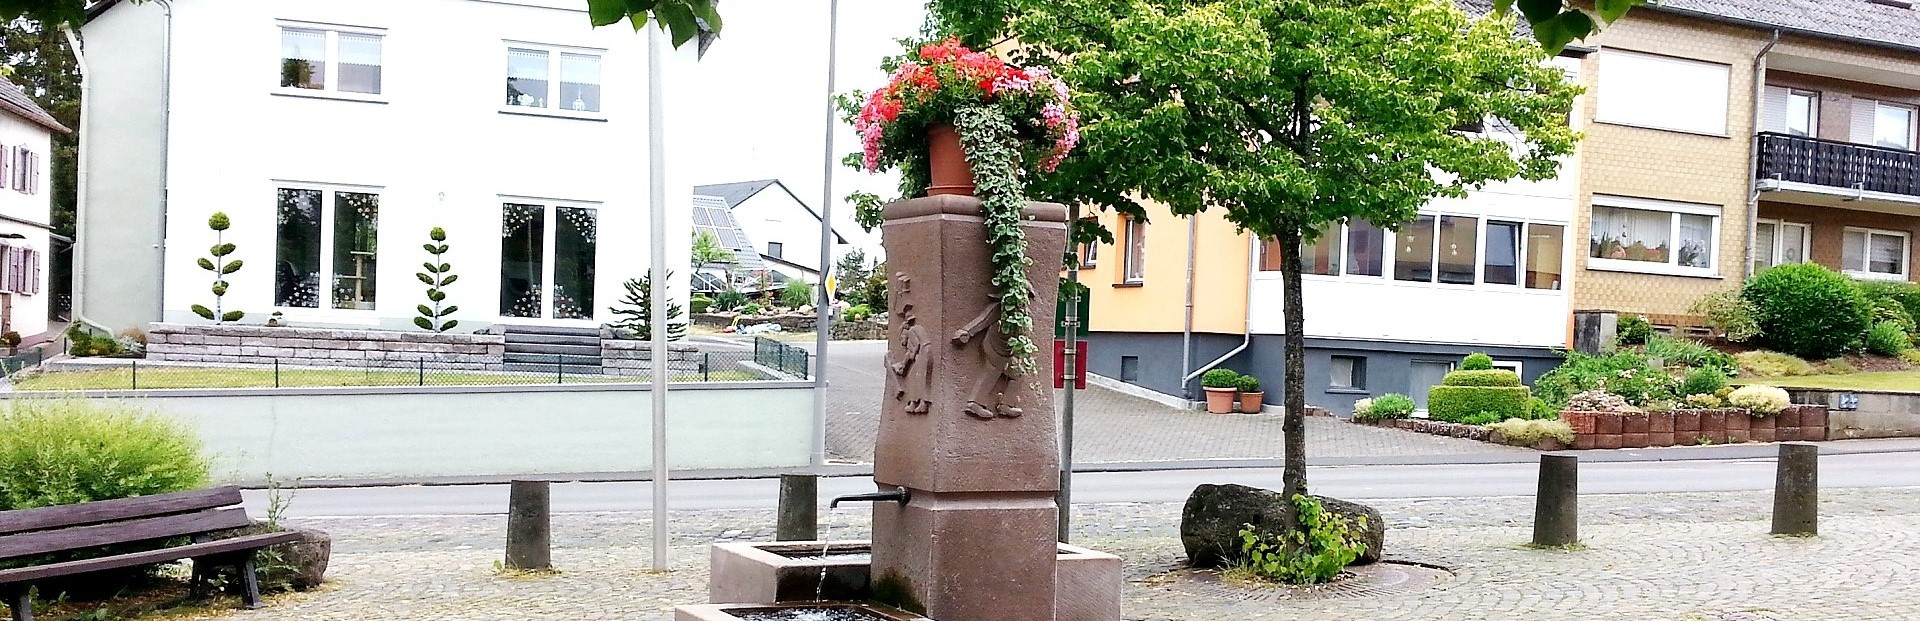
246 451 1920 518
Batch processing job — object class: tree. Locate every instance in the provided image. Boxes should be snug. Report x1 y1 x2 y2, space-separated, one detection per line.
611 270 687 341
833 249 872 304
935 0 1579 513
2 19 79 311
585 0 723 47
415 227 460 333
691 230 735 291
190 212 243 324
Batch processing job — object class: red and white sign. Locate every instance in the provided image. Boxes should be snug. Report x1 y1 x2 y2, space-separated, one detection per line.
1053 339 1088 389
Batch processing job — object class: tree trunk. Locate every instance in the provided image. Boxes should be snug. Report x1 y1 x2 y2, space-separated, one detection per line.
1278 223 1309 508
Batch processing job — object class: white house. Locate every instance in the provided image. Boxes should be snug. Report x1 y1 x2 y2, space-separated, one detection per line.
0 80 65 345
693 179 848 286
76 0 704 334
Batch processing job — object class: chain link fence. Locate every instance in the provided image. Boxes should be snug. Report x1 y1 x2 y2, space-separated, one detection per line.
10 349 806 391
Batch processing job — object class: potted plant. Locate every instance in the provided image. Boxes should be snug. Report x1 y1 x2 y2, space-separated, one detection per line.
1 331 19 355
1201 369 1241 414
1235 374 1265 413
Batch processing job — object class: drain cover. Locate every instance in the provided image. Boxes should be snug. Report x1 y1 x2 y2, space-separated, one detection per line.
1154 561 1453 601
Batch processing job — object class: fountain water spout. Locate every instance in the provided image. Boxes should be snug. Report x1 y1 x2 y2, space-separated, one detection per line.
829 487 910 509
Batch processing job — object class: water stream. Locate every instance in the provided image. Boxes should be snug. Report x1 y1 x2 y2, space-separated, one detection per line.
816 505 840 601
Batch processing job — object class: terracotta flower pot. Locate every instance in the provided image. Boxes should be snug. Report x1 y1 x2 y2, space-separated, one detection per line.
1238 391 1266 413
1204 387 1237 414
926 125 976 196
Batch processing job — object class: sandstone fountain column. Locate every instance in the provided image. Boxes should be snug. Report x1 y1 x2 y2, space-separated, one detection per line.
870 194 1068 621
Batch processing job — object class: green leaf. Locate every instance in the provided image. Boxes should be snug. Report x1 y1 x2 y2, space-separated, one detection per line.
197 258 216 271
1517 0 1563 25
422 261 441 274
439 263 451 273
210 243 236 257
656 2 700 47
417 273 435 285
191 305 215 320
221 260 244 275
686 0 722 34
429 289 446 302
423 243 441 254
1594 0 1637 23
628 11 650 31
222 311 246 323
440 320 460 331
1532 12 1589 54
414 316 434 331
418 304 434 317
588 0 629 27
430 227 447 242
1493 0 1515 14
441 305 460 316
440 274 460 286
436 244 450 254
211 282 228 296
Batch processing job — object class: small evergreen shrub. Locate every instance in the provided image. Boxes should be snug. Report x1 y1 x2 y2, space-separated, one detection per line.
1201 369 1241 389
690 295 714 314
1439 369 1522 387
1683 393 1723 408
1428 386 1529 423
1689 288 1761 342
414 227 460 333
1866 321 1910 356
0 401 211 510
1488 418 1575 446
1645 336 1737 377
1903 349 1920 366
1615 314 1654 346
844 304 874 322
1234 375 1262 393
1735 350 1817 377
1364 393 1416 420
1820 357 1858 375
1460 352 1495 371
1678 367 1728 397
1742 263 1873 359
740 302 765 316
1533 350 1656 407
1857 280 1920 335
1727 385 1791 415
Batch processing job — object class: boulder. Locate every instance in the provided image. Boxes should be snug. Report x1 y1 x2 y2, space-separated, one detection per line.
1180 483 1386 568
277 527 333 591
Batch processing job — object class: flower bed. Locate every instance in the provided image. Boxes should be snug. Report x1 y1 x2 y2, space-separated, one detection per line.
1559 406 1828 449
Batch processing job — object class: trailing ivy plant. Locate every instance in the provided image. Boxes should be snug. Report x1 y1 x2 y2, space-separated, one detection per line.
415 227 459 332
190 211 244 324
954 104 1040 373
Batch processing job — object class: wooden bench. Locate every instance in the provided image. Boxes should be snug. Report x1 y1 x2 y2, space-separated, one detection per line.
0 486 302 621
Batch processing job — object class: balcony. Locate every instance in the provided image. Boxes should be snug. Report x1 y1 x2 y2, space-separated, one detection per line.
1756 132 1920 207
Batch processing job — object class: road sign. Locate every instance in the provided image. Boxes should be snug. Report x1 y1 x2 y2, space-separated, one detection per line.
1054 339 1088 389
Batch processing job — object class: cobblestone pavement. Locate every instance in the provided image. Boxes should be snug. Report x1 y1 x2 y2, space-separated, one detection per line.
197 487 1920 620
819 341 1521 464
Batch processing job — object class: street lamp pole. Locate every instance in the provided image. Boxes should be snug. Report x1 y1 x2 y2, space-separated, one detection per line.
646 21 672 572
811 0 842 468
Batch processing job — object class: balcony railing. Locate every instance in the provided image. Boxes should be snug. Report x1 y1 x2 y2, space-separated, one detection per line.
1756 131 1920 198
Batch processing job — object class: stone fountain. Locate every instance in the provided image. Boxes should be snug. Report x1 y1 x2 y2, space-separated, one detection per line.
679 194 1122 621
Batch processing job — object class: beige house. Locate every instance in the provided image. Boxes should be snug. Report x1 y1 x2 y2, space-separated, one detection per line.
1571 0 1920 328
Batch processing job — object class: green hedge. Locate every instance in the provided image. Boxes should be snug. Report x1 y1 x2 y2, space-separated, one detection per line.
1427 385 1530 424
1440 369 1521 387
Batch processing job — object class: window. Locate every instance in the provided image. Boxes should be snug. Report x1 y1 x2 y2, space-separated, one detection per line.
1394 215 1436 282
1078 238 1099 268
1842 227 1909 280
1346 220 1385 277
280 26 383 95
1302 223 1340 276
1266 216 1563 287
1526 223 1565 290
1121 216 1146 284
1595 49 1730 135
501 202 599 319
766 242 784 259
1484 220 1521 286
6 147 37 195
1329 356 1365 390
275 187 380 310
1763 86 1819 137
1394 215 1479 284
1753 220 1809 273
1120 356 1140 382
1877 103 1916 151
506 46 603 113
1588 196 1719 276
0 245 41 295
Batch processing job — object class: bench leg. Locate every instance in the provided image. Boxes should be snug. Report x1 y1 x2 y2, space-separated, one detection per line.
237 555 263 610
4 586 31 621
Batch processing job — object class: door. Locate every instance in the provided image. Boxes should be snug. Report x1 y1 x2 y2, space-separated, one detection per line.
500 203 599 320
1408 360 1454 412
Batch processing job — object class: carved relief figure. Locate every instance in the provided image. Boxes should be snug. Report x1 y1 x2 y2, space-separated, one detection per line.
887 273 933 414
952 294 1023 420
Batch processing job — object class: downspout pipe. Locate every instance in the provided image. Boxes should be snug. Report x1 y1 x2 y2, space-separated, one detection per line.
156 0 175 323
62 26 96 332
1181 230 1257 403
1745 29 1781 279
1178 216 1195 401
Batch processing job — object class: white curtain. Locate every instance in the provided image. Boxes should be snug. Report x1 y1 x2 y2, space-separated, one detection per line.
282 29 324 62
1591 206 1670 263
1677 214 1713 268
560 53 601 84
508 48 549 80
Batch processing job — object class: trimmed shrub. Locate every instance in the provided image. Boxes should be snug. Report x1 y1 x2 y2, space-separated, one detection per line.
1439 369 1521 387
1201 369 1240 389
1616 314 1654 346
1903 349 1920 366
1427 385 1529 423
1644 335 1737 377
1234 375 1262 393
1364 393 1416 420
1867 321 1910 356
1727 385 1790 415
1460 353 1494 371
1742 263 1873 359
1689 288 1761 342
844 304 874 322
1683 393 1723 408
1735 350 1817 377
690 295 714 314
1678 367 1728 397
0 401 211 510
1488 418 1575 446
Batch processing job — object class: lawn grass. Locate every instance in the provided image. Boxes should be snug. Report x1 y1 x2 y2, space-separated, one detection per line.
1744 371 1920 392
13 367 764 391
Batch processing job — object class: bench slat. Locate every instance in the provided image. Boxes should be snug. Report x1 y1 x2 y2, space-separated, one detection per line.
0 487 243 535
0 531 303 585
0 507 253 560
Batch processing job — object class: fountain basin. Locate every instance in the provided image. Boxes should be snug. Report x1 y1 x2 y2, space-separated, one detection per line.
675 602 929 621
708 540 1122 621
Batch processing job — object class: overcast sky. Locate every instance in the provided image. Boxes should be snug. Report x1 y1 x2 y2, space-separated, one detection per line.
687 0 931 256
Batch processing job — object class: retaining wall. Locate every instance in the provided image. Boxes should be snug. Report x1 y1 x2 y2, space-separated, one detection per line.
147 323 505 370
1787 389 1920 440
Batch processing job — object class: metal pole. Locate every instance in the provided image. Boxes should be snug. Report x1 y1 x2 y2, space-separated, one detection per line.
130 359 137 390
809 0 842 469
274 358 280 388
419 358 425 386
646 22 672 572
556 354 564 385
1059 203 1081 542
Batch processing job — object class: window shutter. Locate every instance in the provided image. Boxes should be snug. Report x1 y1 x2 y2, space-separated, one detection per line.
0 143 10 187
1 245 14 294
1761 86 1790 134
30 250 40 294
1853 99 1881 144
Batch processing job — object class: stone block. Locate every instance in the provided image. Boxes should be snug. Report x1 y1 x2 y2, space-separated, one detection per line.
1777 426 1800 442
1596 412 1623 435
1727 413 1751 432
1775 408 1801 428
1624 414 1650 435
1648 432 1675 447
1622 433 1649 449
1726 429 1750 443
1594 433 1623 450
1674 410 1700 433
1572 433 1596 450
1649 411 1674 434
1750 427 1775 443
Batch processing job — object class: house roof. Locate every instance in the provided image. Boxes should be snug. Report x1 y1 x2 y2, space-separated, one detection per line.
1454 0 1920 55
693 179 852 244
0 80 70 135
692 194 767 273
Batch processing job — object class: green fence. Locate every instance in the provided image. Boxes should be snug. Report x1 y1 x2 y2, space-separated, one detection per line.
753 337 812 379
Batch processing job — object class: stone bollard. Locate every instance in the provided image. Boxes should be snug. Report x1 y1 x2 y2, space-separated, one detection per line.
777 474 819 541
1532 454 1578 547
1772 442 1819 536
506 480 552 570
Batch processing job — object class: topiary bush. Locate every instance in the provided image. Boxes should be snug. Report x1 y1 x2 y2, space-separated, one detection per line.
0 400 211 510
1742 263 1872 359
1526 396 1558 420
1460 352 1494 371
1438 369 1522 387
1428 367 1528 423
1202 369 1241 389
690 295 714 314
1678 366 1728 397
1615 314 1654 346
1866 321 1911 356
1735 350 1817 377
1234 375 1261 393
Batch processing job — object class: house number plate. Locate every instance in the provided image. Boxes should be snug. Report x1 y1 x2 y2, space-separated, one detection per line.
1835 392 1860 411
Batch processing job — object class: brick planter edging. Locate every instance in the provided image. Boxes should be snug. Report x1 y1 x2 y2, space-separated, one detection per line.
1561 405 1827 449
